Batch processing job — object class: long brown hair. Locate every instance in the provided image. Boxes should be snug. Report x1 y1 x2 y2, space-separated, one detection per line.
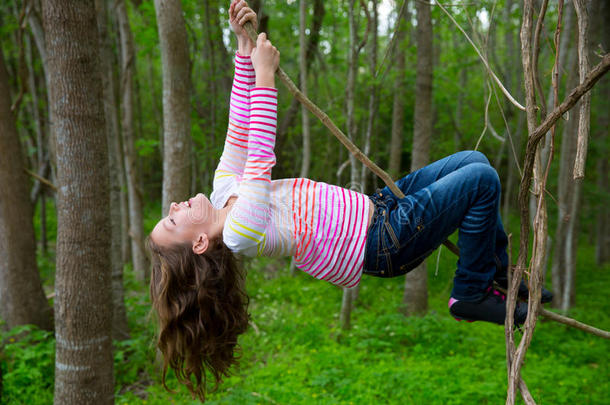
147 237 249 401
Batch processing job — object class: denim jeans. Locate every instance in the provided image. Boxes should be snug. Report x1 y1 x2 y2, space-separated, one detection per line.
362 151 509 302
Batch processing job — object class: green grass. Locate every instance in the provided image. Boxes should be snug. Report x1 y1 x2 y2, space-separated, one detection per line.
2 232 609 404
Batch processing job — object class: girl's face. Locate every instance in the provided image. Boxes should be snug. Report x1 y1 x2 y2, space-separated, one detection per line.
150 193 216 249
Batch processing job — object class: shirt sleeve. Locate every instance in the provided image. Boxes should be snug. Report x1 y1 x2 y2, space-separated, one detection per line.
210 52 256 209
223 87 278 256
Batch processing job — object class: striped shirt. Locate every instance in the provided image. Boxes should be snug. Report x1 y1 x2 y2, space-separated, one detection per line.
210 53 370 288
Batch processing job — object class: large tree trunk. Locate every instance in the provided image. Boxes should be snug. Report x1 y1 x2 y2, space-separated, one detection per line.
96 0 130 341
41 0 114 403
0 47 53 332
154 0 192 214
116 0 149 282
402 0 433 316
388 0 408 179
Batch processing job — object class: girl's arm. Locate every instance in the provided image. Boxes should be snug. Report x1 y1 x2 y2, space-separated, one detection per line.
223 34 279 255
210 1 257 209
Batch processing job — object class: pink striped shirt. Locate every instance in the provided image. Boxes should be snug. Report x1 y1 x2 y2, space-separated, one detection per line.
210 54 370 288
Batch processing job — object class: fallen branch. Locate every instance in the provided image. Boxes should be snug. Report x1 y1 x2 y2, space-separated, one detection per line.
495 286 610 340
540 308 610 339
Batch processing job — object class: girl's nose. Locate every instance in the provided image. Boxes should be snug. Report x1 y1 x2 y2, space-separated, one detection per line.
169 202 178 213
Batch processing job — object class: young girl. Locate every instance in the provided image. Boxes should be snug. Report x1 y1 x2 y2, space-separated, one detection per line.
147 0 551 400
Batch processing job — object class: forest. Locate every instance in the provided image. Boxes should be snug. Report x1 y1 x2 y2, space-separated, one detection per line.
0 0 609 404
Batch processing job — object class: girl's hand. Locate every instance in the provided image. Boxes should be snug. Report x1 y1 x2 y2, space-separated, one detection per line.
229 0 257 55
251 33 279 88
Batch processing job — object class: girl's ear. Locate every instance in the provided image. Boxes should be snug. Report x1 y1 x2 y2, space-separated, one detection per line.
192 234 209 255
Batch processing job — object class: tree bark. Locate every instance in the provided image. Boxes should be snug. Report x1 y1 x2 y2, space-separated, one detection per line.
116 0 149 282
41 0 114 402
388 0 408 179
402 0 432 316
0 46 53 332
154 0 192 215
96 0 130 341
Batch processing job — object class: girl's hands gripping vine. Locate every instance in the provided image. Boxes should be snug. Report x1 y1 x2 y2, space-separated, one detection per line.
251 33 279 88
229 0 258 56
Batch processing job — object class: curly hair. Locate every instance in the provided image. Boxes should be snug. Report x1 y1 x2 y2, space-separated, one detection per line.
147 237 249 402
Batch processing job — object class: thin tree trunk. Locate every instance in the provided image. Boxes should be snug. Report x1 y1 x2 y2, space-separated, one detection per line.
388 0 408 179
154 0 192 214
562 0 591 311
340 0 362 330
402 0 433 316
96 0 130 340
0 46 53 331
275 0 324 177
552 52 579 309
299 0 311 179
116 0 149 282
361 0 379 190
593 1 610 265
24 31 49 253
41 0 114 402
27 2 58 185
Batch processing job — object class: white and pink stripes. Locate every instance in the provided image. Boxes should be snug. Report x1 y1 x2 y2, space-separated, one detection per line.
211 53 370 288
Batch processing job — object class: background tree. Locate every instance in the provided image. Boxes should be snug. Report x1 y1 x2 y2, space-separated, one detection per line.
0 46 53 331
41 0 114 402
402 0 433 316
388 0 408 179
155 0 192 215
117 0 149 282
96 0 130 340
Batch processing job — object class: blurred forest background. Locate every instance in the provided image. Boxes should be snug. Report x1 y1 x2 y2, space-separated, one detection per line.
0 0 608 404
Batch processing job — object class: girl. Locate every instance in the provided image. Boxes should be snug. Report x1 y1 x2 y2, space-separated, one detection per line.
147 0 551 400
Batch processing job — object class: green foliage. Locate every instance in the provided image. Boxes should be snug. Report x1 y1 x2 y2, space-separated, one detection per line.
0 325 54 405
3 208 610 404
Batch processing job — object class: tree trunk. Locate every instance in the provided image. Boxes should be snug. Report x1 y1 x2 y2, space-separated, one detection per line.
402 0 433 316
340 0 362 330
593 0 610 265
361 0 379 190
116 0 149 282
551 54 579 309
0 46 53 332
275 0 324 177
96 0 130 341
154 0 192 215
41 0 114 402
388 0 408 179
24 31 50 254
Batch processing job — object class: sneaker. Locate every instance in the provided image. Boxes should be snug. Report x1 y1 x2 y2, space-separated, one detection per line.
448 287 528 325
493 266 553 304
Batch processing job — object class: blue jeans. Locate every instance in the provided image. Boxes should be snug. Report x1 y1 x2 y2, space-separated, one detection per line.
363 151 509 302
